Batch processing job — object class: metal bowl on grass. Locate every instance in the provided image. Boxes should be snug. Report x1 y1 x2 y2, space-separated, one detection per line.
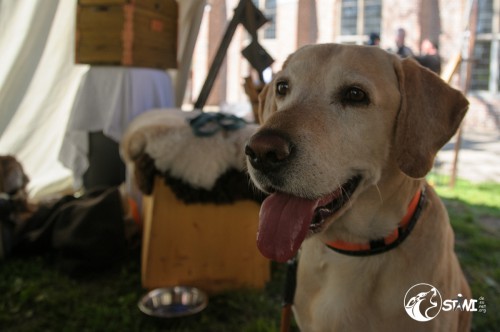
138 286 208 318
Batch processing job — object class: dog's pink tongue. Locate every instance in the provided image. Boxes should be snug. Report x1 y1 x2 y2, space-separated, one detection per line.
257 192 319 262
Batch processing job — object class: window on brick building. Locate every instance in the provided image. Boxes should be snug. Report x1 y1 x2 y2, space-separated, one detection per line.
471 0 499 93
252 0 277 39
339 0 382 44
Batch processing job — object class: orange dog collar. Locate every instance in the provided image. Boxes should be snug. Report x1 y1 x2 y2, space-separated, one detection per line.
324 188 425 256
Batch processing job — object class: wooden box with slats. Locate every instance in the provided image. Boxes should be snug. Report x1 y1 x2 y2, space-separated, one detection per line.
141 177 270 294
76 0 178 69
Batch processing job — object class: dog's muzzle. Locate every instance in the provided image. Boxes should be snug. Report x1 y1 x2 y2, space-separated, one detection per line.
245 129 294 173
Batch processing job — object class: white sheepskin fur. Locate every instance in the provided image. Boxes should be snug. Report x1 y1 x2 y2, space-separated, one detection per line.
121 108 258 190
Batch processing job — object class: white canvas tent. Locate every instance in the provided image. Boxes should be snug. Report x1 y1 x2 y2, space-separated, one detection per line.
0 0 206 198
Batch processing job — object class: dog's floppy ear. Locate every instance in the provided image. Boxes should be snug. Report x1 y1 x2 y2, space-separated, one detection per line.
257 82 277 124
394 58 468 178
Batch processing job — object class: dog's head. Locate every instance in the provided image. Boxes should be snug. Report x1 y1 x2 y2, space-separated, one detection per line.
245 44 468 262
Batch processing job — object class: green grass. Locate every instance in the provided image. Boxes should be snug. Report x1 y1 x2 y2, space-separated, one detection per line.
429 176 500 332
0 178 498 331
0 253 290 332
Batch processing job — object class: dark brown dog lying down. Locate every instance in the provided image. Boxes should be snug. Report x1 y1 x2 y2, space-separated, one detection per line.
245 44 471 331
0 155 135 270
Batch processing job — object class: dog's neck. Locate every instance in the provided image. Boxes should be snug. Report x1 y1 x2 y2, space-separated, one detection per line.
324 187 424 256
319 165 424 247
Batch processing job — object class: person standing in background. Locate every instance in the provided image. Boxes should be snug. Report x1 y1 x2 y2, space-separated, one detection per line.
368 32 380 46
395 28 414 58
414 38 442 75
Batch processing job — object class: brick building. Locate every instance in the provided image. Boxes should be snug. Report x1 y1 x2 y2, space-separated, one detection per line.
190 0 500 131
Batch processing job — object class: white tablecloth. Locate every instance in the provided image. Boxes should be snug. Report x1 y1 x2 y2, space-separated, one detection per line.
59 67 175 188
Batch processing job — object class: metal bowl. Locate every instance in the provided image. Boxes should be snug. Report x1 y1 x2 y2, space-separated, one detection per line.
138 286 208 318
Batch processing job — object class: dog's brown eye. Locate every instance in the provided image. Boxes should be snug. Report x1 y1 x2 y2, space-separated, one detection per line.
276 81 289 96
343 87 368 104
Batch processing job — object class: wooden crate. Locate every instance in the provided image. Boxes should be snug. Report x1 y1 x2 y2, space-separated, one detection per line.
141 177 270 294
76 1 177 69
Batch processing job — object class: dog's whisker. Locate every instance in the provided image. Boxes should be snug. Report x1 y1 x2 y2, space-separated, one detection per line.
343 185 354 207
374 184 383 204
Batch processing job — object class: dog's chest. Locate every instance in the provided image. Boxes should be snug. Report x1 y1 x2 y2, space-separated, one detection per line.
294 241 407 330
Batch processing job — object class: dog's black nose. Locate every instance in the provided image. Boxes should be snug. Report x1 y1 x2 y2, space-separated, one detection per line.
245 130 293 172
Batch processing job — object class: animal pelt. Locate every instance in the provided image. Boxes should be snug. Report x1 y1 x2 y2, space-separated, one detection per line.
163 168 265 204
121 108 261 203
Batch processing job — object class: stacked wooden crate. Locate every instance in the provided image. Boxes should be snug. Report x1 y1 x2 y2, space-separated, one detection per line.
76 0 178 69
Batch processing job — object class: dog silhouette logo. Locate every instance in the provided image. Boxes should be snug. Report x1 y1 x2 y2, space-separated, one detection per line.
404 283 443 321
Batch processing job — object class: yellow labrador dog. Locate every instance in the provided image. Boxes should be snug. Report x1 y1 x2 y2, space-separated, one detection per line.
245 44 471 331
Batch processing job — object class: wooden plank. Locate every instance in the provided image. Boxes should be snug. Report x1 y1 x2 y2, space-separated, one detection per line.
79 0 178 18
440 53 461 84
80 0 128 5
451 0 479 188
194 1 246 110
77 6 125 29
